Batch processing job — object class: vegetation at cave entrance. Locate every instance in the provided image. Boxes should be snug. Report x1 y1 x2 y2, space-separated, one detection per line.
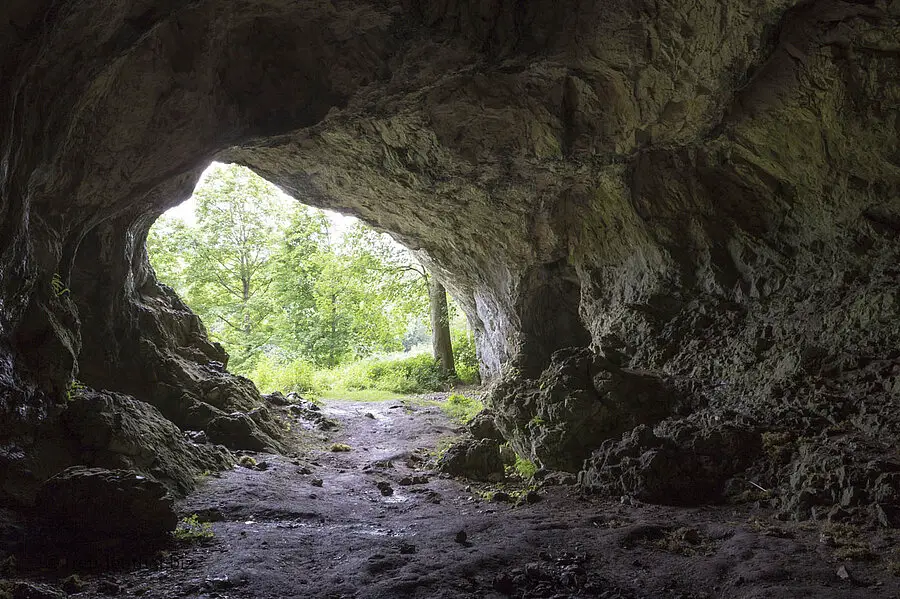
147 163 479 395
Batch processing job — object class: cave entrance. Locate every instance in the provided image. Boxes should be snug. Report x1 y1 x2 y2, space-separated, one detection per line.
147 162 479 402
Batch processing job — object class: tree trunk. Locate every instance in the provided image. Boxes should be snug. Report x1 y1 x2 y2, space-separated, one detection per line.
429 278 456 379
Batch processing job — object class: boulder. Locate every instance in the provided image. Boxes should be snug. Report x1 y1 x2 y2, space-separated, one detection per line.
579 420 761 505
492 348 689 472
30 467 177 565
63 390 233 495
438 438 505 482
467 409 504 441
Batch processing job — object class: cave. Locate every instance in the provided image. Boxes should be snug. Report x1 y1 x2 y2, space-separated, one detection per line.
1 0 899 597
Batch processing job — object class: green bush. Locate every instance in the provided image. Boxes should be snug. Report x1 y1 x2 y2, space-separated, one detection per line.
324 352 447 394
247 355 321 395
451 327 480 384
441 392 484 425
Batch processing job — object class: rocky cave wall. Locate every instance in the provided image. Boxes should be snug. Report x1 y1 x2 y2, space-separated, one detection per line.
0 0 898 528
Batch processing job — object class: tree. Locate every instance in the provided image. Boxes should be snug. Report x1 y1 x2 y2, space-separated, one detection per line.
147 162 441 377
429 278 456 379
146 215 190 292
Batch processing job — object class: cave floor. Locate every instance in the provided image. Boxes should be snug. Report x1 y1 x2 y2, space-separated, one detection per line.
59 398 899 598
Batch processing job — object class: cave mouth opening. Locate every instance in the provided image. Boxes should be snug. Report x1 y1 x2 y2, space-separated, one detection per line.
145 161 480 402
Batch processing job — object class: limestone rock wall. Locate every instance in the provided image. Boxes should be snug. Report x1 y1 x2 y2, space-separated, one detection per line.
0 0 898 524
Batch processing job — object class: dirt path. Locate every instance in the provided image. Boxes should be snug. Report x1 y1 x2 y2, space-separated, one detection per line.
62 398 899 598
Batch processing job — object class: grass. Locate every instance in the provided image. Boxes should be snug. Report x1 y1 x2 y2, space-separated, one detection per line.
247 349 458 398
440 392 484 425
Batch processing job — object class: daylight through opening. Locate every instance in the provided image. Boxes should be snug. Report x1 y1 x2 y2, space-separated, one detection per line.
147 163 480 401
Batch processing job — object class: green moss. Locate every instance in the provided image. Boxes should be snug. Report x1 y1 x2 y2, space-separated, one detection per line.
238 455 258 468
330 443 352 452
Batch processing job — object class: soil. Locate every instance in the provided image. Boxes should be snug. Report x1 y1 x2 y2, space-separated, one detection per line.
17 397 900 598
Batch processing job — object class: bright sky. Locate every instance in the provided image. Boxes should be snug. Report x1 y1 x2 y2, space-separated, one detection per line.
164 162 357 240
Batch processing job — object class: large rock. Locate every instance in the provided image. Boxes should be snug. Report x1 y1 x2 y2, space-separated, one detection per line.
62 390 233 495
29 467 177 565
491 348 690 472
438 438 506 482
579 420 761 505
467 409 504 441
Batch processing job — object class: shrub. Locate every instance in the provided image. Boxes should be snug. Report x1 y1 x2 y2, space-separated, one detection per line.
325 352 447 394
452 327 480 384
441 392 484 425
247 355 321 395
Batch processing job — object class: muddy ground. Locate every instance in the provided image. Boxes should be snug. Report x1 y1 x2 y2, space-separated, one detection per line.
16 396 900 598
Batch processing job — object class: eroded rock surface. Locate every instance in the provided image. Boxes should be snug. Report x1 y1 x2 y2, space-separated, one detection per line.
29 467 177 566
0 0 898 553
438 437 506 482
492 348 691 472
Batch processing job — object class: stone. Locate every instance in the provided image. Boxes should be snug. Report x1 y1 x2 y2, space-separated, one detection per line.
467 409 503 441
262 391 289 406
580 420 762 505
437 438 505 482
185 430 208 444
207 413 274 452
11 582 65 599
492 348 688 472
491 491 512 503
62 390 233 495
30 467 177 564
61 575 86 593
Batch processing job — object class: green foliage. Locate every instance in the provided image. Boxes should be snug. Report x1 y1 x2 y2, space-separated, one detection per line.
65 379 87 401
323 352 446 394
147 163 487 395
451 327 480 384
249 355 320 395
513 455 538 479
174 514 214 542
51 273 70 298
441 393 484 425
238 455 257 468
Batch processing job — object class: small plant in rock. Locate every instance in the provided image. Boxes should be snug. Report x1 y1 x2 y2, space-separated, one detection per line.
238 455 258 469
330 443 352 452
174 514 214 543
528 415 545 427
65 379 87 401
512 455 537 479
441 393 484 425
51 273 70 298
821 522 875 561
